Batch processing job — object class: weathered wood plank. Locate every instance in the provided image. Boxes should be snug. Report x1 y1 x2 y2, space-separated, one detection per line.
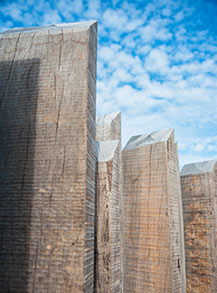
0 21 97 292
123 129 186 293
96 111 121 143
95 112 122 292
95 140 121 292
181 160 217 293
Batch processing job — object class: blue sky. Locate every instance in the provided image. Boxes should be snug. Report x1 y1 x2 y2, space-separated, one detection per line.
1 0 217 168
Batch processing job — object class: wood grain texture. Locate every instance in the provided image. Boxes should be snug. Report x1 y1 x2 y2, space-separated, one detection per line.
95 141 121 293
95 112 122 292
0 22 97 292
96 112 121 143
181 163 217 293
122 130 186 293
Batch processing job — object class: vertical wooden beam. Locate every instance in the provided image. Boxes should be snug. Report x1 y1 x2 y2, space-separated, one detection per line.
123 129 186 292
181 160 217 293
95 112 123 292
95 140 121 292
0 21 97 292
96 111 121 143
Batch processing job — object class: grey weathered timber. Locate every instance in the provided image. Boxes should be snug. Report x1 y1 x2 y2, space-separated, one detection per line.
123 129 186 293
0 21 97 292
96 111 121 143
181 160 217 293
95 112 122 292
95 140 121 292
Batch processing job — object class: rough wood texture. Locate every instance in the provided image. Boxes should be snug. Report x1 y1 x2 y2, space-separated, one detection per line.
181 160 217 293
95 140 121 292
123 129 186 293
95 112 122 292
0 21 97 292
96 111 121 143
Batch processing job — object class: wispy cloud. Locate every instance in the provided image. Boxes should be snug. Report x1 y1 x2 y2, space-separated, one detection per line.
0 0 217 167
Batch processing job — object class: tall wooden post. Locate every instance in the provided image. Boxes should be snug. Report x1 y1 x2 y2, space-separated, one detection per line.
122 129 186 292
95 112 123 292
181 160 217 293
0 21 97 292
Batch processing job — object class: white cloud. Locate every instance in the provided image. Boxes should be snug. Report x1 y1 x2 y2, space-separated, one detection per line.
1 3 24 22
42 11 62 25
174 11 185 21
175 27 187 41
56 0 83 19
113 68 132 83
174 47 194 61
136 44 152 55
145 48 169 74
85 0 100 18
103 9 128 30
71 0 83 14
102 7 144 34
162 8 171 16
139 17 172 43
1 0 217 167
193 143 205 152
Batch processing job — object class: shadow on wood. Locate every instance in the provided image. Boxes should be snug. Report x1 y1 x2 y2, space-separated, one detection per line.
0 59 40 292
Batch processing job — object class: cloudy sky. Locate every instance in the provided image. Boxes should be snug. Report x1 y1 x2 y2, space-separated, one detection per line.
1 0 217 168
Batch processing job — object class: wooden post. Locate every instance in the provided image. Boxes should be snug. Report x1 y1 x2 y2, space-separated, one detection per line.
0 21 97 292
181 160 217 293
123 129 186 292
95 112 123 292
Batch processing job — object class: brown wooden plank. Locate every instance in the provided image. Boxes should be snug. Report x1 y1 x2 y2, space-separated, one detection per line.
181 160 217 293
0 21 97 292
95 112 122 292
123 129 186 292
